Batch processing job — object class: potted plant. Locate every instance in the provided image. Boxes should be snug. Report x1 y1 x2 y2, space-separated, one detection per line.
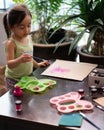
12 0 77 61
58 0 104 65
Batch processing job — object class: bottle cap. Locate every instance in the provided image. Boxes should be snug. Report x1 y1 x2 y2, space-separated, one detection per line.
91 88 97 92
92 69 98 73
78 89 84 93
90 85 96 89
15 100 22 105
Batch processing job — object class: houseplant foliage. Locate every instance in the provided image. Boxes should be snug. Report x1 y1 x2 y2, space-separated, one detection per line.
59 0 104 57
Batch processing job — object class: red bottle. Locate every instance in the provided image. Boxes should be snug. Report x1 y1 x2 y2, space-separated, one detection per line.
15 100 22 112
14 86 23 97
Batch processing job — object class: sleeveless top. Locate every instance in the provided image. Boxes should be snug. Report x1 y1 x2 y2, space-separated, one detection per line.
5 37 33 81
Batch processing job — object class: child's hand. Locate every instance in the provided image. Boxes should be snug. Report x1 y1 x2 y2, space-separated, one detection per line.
20 54 32 63
38 60 50 67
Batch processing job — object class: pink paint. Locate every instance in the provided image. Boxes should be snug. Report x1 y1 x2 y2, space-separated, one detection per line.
34 86 39 90
51 66 70 73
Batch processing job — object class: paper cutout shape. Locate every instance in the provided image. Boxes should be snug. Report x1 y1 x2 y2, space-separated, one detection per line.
50 92 94 113
15 76 56 93
41 59 97 81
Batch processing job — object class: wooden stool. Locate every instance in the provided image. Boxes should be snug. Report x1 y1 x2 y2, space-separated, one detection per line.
0 85 7 97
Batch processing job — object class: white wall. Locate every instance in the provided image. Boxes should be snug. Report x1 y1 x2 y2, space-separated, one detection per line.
0 12 7 65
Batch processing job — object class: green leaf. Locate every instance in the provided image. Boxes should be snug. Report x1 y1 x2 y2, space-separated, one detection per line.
68 28 87 55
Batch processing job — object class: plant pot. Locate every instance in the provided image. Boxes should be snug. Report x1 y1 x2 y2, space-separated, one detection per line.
77 45 104 66
33 42 77 61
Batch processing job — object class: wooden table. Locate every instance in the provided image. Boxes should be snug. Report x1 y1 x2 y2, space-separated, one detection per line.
0 66 104 130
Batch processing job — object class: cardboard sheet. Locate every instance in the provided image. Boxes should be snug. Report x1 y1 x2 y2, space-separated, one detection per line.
93 97 104 107
41 59 97 81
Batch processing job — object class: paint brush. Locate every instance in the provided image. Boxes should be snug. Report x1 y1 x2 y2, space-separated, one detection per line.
32 56 46 61
95 105 104 111
79 112 100 130
32 56 50 65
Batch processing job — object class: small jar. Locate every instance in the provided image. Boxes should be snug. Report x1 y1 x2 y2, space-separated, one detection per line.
78 89 85 98
15 100 22 112
91 88 97 99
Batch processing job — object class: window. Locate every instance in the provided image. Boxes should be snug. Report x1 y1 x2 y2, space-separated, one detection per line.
0 0 14 10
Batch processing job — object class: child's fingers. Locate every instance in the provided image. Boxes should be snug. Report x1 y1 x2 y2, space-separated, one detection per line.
43 61 50 66
21 54 32 62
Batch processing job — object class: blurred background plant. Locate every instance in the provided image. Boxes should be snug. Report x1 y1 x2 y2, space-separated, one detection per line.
58 0 104 56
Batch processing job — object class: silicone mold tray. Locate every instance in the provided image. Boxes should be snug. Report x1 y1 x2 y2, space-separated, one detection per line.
15 76 37 89
15 76 56 93
25 79 56 93
50 92 94 113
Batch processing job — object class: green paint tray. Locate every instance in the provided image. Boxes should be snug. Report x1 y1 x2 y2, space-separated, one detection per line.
15 76 37 89
15 76 56 93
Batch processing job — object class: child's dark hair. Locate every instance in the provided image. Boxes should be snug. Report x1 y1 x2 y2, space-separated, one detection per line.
3 4 32 38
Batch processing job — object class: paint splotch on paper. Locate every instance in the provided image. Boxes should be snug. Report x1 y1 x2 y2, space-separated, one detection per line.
41 59 97 81
51 66 70 73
